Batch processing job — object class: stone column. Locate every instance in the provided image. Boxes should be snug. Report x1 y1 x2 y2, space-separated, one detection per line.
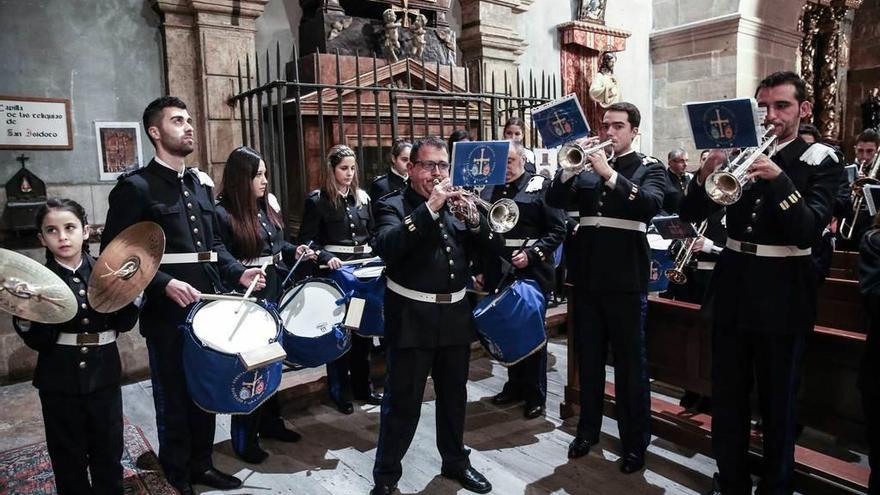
458 0 532 90
151 0 269 181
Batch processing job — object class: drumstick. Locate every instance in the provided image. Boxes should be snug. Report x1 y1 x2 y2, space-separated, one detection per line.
235 260 269 314
200 294 258 302
281 241 314 289
493 237 530 294
319 256 382 269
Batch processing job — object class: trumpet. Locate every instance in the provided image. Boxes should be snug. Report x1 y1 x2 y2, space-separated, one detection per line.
557 139 614 175
665 220 708 285
840 152 880 240
705 126 778 205
432 179 520 233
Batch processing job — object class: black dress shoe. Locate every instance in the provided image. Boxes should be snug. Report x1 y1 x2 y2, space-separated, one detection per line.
370 484 397 495
491 390 520 405
440 466 492 494
171 483 194 495
567 437 595 459
619 453 645 474
235 443 269 464
260 423 302 443
524 404 544 419
679 390 700 409
335 401 354 415
191 467 242 489
354 391 383 405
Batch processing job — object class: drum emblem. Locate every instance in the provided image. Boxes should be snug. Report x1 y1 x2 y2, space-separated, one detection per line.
650 260 660 282
234 369 267 402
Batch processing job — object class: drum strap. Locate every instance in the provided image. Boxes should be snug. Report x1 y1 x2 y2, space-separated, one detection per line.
504 238 537 248
161 251 218 264
386 278 466 304
566 210 580 219
726 238 811 257
578 216 647 232
56 330 116 346
323 244 373 255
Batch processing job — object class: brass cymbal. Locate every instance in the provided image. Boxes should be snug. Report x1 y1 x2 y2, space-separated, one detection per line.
0 248 78 324
88 222 165 313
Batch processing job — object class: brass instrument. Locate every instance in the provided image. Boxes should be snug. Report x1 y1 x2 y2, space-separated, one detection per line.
840 152 880 240
557 139 614 175
705 126 778 205
432 179 520 233
665 220 709 285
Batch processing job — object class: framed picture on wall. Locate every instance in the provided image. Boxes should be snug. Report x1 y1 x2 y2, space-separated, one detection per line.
95 121 143 181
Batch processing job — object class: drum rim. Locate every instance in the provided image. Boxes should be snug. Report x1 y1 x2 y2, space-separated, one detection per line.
278 277 348 335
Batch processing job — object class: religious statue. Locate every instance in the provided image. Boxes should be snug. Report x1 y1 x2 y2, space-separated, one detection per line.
382 8 402 62
328 16 353 40
436 26 457 64
409 13 428 59
579 0 608 23
589 52 620 108
863 88 880 131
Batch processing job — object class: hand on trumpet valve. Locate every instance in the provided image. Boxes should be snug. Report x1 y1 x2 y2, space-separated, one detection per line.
745 154 781 181
587 148 614 180
697 149 728 183
690 237 705 253
428 177 456 213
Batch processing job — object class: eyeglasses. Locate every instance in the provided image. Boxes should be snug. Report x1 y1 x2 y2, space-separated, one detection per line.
413 160 451 172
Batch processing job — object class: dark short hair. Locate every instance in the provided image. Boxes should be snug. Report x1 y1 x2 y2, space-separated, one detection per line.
447 129 470 150
856 128 880 147
755 71 807 103
798 123 822 143
606 102 640 128
667 148 687 161
411 136 448 161
391 138 412 158
143 96 187 144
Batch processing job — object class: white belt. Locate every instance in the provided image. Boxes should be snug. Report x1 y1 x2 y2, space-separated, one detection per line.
386 278 466 304
566 210 580 218
323 244 372 255
579 216 647 233
504 239 537 248
56 330 116 346
161 251 218 264
244 252 283 267
696 261 716 271
726 238 811 258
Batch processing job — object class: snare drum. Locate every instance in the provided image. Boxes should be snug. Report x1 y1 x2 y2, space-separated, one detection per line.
327 263 386 337
473 279 547 366
182 298 284 414
278 278 351 368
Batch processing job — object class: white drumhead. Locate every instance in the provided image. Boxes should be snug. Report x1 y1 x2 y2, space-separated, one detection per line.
279 281 346 338
192 300 278 354
648 233 672 250
353 265 384 279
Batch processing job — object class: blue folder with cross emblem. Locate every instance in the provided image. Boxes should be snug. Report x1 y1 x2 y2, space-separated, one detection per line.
532 93 591 149
684 97 760 149
450 140 510 188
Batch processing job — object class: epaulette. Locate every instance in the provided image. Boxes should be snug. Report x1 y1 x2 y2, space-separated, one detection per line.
116 166 144 181
187 167 215 188
267 192 282 213
357 188 370 204
308 189 322 200
640 154 661 166
525 175 545 193
377 189 402 203
800 143 839 166
372 174 387 184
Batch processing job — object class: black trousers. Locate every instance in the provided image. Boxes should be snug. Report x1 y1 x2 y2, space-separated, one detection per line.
574 291 650 457
373 344 471 486
146 331 216 488
711 326 805 495
40 385 123 495
864 383 879 495
327 333 373 403
230 394 287 455
500 345 548 408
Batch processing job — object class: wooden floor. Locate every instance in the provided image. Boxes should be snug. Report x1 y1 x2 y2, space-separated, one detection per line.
1 337 724 494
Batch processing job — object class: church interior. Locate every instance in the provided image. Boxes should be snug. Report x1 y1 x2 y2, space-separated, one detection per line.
0 1 878 494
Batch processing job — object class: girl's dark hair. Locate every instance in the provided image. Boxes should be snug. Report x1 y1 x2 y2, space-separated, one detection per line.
447 129 470 151
391 139 412 160
503 117 525 133
218 146 283 259
35 198 89 261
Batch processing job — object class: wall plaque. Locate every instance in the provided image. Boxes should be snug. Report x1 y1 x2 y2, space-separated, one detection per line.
0 95 73 150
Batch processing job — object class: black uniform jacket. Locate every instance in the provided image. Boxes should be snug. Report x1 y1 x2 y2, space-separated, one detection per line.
215 198 298 302
13 255 139 394
546 151 667 293
661 169 691 215
479 172 566 294
373 186 502 349
859 227 880 390
101 159 245 336
679 138 842 334
299 189 373 265
369 170 407 205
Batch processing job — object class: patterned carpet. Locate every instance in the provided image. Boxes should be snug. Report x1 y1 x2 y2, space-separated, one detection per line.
0 422 176 495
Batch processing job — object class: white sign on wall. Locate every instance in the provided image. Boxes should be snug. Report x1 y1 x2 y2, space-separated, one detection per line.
1 96 72 149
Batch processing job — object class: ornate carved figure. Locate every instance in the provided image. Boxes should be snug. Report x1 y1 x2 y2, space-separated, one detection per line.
863 88 880 131
588 52 620 108
383 8 401 62
436 27 457 64
328 16 353 40
409 13 428 59
579 0 608 23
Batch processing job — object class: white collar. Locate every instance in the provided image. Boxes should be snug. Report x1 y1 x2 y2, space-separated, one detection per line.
615 149 635 159
768 136 796 158
56 258 83 273
390 168 408 180
155 156 185 178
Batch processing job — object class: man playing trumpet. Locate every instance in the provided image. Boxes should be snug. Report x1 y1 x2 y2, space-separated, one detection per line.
680 72 842 495
546 102 666 474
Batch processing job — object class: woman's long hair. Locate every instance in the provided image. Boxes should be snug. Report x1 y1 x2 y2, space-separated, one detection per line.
219 146 283 259
321 144 361 209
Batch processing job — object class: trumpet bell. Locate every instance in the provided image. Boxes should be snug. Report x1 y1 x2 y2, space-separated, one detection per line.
705 171 742 206
558 142 592 174
487 198 519 233
665 268 687 285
